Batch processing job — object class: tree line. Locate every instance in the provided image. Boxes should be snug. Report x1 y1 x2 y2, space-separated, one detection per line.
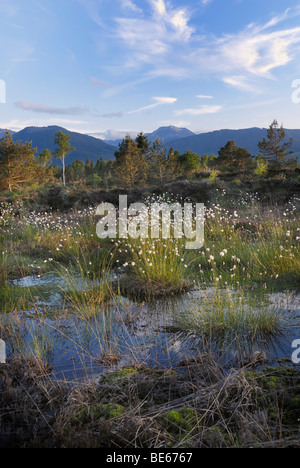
0 120 298 192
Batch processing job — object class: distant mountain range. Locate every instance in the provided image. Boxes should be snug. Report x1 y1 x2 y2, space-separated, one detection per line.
105 125 195 147
101 126 300 159
3 126 117 164
167 127 300 158
0 129 15 138
1 125 300 163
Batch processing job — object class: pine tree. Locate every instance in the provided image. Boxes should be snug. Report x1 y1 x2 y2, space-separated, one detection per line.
258 120 293 166
218 141 252 171
115 136 148 188
0 131 50 191
135 132 151 160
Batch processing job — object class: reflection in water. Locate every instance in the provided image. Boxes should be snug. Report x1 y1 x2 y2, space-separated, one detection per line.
2 275 300 381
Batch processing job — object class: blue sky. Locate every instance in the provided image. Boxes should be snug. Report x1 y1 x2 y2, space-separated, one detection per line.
1 0 300 139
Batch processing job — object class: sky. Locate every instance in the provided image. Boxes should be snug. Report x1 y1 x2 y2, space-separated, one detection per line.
1 0 300 139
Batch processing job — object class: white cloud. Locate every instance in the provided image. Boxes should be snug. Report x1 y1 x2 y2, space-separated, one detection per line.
91 129 139 140
0 118 88 132
128 96 177 114
149 0 194 40
196 95 213 99
78 2 300 98
152 0 166 17
219 24 300 78
153 97 178 104
114 0 194 63
174 105 222 116
170 9 193 39
114 17 170 58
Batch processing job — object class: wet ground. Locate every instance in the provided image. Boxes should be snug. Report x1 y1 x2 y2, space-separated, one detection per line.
4 273 300 382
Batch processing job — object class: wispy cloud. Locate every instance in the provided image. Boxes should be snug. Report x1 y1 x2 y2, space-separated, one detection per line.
149 0 194 40
101 111 125 118
0 118 89 132
75 0 110 31
100 4 300 92
101 96 177 119
219 25 300 78
82 0 195 73
196 95 213 99
222 76 261 93
119 0 143 14
174 104 222 116
15 101 89 116
91 77 113 87
127 96 177 114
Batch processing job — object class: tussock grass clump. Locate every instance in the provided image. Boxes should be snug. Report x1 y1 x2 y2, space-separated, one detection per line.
113 236 194 300
175 285 283 344
115 275 192 300
0 285 35 314
58 250 115 318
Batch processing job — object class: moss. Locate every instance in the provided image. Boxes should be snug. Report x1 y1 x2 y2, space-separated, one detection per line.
97 403 126 419
162 408 198 435
101 367 139 384
116 367 139 376
101 366 169 384
72 403 126 426
245 371 257 380
278 358 293 364
265 376 281 389
246 366 300 426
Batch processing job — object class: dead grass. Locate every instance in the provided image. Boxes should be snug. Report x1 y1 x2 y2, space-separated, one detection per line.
1 355 299 448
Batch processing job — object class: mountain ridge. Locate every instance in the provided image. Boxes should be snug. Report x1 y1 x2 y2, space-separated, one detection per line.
105 125 195 147
167 127 300 158
9 126 116 164
1 125 300 162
